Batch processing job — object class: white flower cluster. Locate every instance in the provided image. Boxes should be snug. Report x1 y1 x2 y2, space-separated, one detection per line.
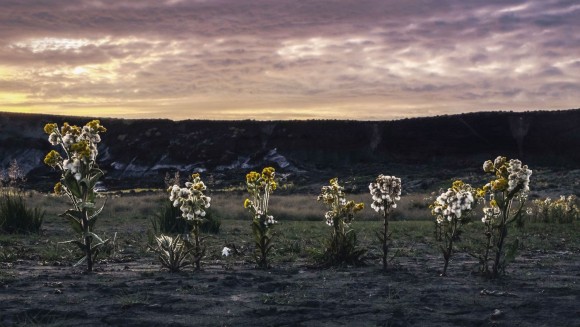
506 159 532 194
168 174 211 221
432 185 475 224
369 175 401 213
250 208 277 227
63 158 82 181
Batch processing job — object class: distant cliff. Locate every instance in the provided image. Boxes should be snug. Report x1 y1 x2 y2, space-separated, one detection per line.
1 109 579 191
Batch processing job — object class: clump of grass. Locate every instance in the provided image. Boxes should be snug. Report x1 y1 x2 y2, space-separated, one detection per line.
0 194 44 234
149 234 192 272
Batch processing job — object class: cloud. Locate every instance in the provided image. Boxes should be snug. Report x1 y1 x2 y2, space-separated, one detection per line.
0 0 578 120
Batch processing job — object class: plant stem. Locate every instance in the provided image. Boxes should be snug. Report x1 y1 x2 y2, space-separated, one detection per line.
82 208 93 272
442 220 457 276
194 222 201 270
382 208 389 271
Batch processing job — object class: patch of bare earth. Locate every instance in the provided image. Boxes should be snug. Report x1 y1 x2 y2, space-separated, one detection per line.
1 249 579 327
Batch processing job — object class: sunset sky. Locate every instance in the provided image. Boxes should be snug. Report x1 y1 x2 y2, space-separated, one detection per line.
0 0 578 120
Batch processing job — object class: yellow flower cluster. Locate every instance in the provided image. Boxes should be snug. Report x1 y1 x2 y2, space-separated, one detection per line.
61 122 81 136
245 167 277 191
70 140 91 159
43 150 62 167
86 120 107 133
244 167 277 227
54 182 64 195
43 123 58 135
246 171 260 184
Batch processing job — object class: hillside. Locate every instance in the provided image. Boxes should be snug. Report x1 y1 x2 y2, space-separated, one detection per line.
1 109 579 193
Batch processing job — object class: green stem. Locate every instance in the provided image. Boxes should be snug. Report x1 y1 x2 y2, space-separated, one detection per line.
382 208 389 271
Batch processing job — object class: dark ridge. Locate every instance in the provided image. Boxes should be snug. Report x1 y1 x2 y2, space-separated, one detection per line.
1 109 579 191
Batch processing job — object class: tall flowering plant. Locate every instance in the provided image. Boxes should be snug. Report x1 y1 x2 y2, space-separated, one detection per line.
43 120 107 272
369 175 401 271
478 156 532 277
318 178 365 266
430 180 477 276
244 167 277 268
167 173 212 270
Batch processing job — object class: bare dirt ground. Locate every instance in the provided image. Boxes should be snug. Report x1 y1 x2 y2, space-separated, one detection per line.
1 248 579 327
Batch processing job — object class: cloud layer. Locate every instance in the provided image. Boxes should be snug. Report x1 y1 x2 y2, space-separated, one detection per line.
0 0 578 120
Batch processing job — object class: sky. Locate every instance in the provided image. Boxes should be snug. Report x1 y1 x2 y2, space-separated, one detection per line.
0 0 578 120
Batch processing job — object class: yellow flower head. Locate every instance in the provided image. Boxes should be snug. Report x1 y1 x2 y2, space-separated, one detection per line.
44 123 58 135
71 140 91 158
452 180 464 191
490 199 498 207
246 171 260 183
491 178 508 191
191 173 200 180
44 150 62 167
61 122 81 136
243 198 252 208
476 188 486 198
54 182 63 195
261 166 275 180
86 120 107 133
354 202 365 212
270 180 277 191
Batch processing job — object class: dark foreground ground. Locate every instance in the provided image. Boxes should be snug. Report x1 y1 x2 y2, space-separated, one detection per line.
1 248 578 327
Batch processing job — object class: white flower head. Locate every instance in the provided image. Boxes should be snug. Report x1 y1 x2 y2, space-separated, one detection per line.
222 247 232 257
369 174 402 213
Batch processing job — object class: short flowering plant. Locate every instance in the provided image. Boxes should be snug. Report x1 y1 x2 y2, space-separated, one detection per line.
318 178 365 266
43 120 108 272
478 156 532 277
244 167 277 268
430 180 477 276
369 174 401 271
167 173 212 270
531 195 579 224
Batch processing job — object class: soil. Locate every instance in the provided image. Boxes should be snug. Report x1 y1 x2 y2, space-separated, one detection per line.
1 250 579 327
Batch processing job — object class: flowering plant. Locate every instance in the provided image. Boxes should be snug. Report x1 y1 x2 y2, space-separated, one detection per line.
318 178 365 266
478 156 532 277
369 174 401 271
167 173 211 270
430 180 477 276
530 195 579 224
43 120 107 272
244 167 277 268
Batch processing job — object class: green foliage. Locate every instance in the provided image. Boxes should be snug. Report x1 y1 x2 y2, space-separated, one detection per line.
151 201 191 235
149 234 192 273
0 195 44 234
200 209 221 234
319 229 366 267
